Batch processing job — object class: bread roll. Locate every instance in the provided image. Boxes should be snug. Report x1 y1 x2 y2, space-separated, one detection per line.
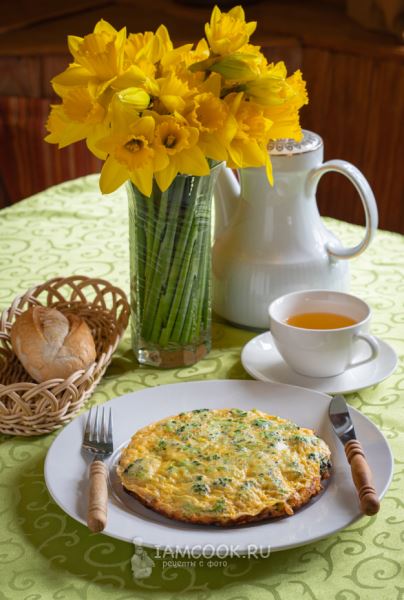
10 306 96 382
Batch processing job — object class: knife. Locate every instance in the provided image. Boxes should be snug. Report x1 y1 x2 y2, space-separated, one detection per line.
329 395 380 516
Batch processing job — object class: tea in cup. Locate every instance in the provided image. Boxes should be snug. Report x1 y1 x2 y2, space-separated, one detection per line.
268 290 379 378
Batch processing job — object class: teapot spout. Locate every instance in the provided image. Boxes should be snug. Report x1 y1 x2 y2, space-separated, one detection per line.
214 165 241 238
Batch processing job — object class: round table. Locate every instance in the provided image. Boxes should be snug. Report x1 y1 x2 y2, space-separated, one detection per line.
0 175 403 599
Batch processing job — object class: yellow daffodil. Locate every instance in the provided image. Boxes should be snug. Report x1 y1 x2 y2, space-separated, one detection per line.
159 43 193 73
264 70 308 140
185 93 236 161
152 113 210 191
45 87 109 158
52 20 126 97
205 5 256 55
126 25 170 63
189 38 211 65
154 72 193 113
162 38 210 89
96 101 168 195
125 31 155 62
68 20 126 78
241 62 294 106
125 25 173 79
225 92 274 181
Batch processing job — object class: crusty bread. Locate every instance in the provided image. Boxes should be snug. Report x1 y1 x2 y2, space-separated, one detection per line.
10 306 96 382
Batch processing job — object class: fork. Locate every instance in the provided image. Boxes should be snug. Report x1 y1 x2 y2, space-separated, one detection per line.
83 406 113 532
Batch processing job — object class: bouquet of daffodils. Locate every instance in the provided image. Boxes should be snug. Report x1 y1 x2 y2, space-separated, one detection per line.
45 6 308 367
45 5 307 196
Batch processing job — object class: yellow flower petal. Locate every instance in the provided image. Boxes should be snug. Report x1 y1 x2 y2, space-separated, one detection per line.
111 65 147 90
100 157 129 193
199 136 228 161
155 161 178 192
67 35 83 58
130 164 154 197
265 155 273 186
175 146 210 176
132 115 155 140
94 19 122 37
86 125 109 160
200 72 222 96
52 65 92 88
159 94 185 113
227 143 243 168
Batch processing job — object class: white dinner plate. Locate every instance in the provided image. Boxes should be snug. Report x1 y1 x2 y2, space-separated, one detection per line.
241 332 398 395
44 380 393 554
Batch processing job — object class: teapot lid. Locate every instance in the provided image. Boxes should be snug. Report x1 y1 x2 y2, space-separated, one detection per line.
269 130 322 156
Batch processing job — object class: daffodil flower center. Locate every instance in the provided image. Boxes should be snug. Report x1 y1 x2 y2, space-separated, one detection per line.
116 132 154 170
164 134 177 149
125 138 145 152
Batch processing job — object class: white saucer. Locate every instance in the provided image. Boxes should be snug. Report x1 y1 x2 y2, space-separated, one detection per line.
241 332 398 395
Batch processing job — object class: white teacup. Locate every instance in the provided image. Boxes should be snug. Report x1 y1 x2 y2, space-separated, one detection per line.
269 290 379 378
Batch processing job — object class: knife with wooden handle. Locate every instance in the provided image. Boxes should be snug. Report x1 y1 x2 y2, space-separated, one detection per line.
329 395 380 516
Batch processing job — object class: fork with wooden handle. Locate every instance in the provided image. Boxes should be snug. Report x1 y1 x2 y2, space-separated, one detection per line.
82 406 113 532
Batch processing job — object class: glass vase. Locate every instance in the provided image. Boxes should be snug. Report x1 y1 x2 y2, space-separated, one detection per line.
127 163 221 368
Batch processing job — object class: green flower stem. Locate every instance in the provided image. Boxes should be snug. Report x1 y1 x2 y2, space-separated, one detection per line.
193 217 211 340
143 196 156 303
175 202 210 345
145 187 168 304
158 200 199 347
128 190 146 322
159 178 202 347
171 220 202 343
180 276 197 344
146 181 185 342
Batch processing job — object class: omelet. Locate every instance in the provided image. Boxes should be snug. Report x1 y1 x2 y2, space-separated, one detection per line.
117 408 332 526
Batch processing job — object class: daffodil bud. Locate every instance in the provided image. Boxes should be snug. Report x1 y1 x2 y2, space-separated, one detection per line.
210 56 257 81
118 87 150 110
243 76 293 106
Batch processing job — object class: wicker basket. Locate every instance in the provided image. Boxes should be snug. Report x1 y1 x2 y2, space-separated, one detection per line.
0 276 130 436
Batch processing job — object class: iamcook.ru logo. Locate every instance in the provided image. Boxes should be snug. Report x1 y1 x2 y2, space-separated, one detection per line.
131 537 271 580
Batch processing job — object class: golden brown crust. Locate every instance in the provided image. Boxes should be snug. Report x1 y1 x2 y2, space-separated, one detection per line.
123 469 331 527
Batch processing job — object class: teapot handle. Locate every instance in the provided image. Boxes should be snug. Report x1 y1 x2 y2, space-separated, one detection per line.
306 159 378 259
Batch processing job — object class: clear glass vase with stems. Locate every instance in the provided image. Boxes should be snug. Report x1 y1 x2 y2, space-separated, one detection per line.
127 162 221 368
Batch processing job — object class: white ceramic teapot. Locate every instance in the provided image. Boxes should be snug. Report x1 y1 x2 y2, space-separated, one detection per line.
213 130 378 329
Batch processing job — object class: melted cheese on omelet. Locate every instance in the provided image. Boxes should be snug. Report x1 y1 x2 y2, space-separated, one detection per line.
117 408 331 520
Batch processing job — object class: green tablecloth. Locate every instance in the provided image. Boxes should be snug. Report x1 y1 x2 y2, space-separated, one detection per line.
0 175 403 600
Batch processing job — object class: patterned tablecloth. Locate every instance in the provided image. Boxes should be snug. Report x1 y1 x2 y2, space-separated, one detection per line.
0 175 403 600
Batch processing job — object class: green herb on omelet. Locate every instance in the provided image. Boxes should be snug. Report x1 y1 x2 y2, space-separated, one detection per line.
213 477 232 487
124 458 146 479
192 482 210 495
211 498 226 513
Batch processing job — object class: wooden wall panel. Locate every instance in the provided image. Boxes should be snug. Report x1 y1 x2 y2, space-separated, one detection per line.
0 96 101 207
302 48 404 233
0 0 403 233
